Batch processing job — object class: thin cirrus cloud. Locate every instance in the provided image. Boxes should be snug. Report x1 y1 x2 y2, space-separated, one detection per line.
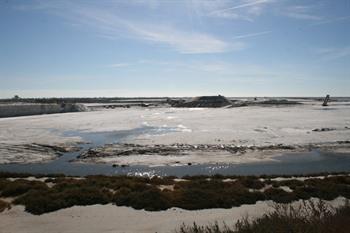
209 0 273 14
315 47 350 62
205 1 325 22
207 0 274 21
281 5 322 20
109 63 130 68
124 23 244 54
19 1 241 54
310 15 350 26
208 10 254 21
233 30 271 39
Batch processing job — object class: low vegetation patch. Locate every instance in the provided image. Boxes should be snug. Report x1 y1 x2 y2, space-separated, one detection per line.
0 173 349 215
175 200 350 233
1 180 48 197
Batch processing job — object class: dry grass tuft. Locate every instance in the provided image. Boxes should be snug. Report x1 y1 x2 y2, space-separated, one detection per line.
176 200 350 233
0 199 11 212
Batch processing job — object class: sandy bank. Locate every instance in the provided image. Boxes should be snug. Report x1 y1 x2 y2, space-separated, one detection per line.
0 197 346 233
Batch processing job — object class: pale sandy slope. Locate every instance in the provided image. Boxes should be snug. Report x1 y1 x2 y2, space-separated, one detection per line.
0 198 346 233
0 101 349 163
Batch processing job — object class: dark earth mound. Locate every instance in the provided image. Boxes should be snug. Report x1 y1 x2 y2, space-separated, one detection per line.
172 95 232 108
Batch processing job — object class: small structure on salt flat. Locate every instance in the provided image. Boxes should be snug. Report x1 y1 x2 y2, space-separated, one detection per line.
322 94 330 106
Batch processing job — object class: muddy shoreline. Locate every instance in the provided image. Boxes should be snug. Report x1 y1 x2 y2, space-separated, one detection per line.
76 141 350 165
1 140 349 177
1 140 349 166
0 143 80 164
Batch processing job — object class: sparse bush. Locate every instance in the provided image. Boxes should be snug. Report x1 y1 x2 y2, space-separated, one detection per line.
264 188 296 203
272 179 304 190
239 177 265 190
149 176 174 185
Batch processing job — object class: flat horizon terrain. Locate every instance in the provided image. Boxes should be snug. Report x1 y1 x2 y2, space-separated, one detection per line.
0 98 349 169
0 97 350 233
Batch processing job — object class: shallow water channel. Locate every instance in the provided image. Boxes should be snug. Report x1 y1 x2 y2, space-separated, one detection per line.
0 126 350 177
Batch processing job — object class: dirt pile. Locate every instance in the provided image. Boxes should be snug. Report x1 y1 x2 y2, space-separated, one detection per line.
171 95 232 108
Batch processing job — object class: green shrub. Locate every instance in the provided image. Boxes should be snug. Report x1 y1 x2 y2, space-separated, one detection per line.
239 177 265 189
272 179 304 190
114 186 170 211
1 180 48 197
2 173 350 215
15 186 113 215
264 188 296 203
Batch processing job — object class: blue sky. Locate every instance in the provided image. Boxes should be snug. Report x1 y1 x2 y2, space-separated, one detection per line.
1 0 350 97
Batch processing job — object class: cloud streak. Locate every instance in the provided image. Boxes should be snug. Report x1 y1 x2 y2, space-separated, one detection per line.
17 1 239 54
109 63 130 68
310 15 350 26
233 30 271 39
281 5 322 20
315 47 350 61
124 23 243 54
209 0 273 15
207 0 274 21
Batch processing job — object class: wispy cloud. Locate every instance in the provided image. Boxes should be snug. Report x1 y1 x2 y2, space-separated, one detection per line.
281 5 322 20
209 0 273 14
125 23 244 54
233 30 271 39
209 10 253 21
109 63 130 68
208 0 274 21
315 47 350 61
310 15 350 26
15 1 239 54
